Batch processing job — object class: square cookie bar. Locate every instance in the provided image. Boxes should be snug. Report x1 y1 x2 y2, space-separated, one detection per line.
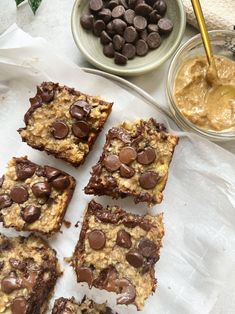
52 297 114 314
0 156 76 235
18 82 113 167
85 118 178 206
0 233 60 314
72 200 164 310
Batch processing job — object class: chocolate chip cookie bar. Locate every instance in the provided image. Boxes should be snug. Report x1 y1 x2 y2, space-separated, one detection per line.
52 297 114 314
0 233 60 314
85 118 178 206
0 156 76 235
18 82 113 167
72 200 164 310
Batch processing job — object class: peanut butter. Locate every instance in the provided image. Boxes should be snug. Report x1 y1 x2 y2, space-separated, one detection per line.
174 55 235 132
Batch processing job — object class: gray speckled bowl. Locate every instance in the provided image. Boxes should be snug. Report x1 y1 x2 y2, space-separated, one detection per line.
71 0 186 77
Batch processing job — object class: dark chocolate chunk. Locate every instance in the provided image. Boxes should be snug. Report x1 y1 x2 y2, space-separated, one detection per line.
70 100 91 120
107 0 119 10
100 30 112 44
149 10 161 23
112 18 127 35
119 146 137 164
0 194 12 209
80 14 94 30
93 19 106 36
88 229 106 250
126 249 144 268
11 297 27 314
153 0 167 15
113 34 125 51
158 18 173 34
139 171 159 189
98 8 112 23
103 42 115 57
32 182 51 198
122 43 136 59
44 166 61 181
124 9 135 24
1 272 21 294
21 205 41 223
135 3 152 16
72 121 90 138
16 161 36 181
136 39 148 56
137 147 156 165
112 5 125 18
51 175 70 191
29 95 42 107
120 164 135 178
133 15 147 31
89 0 103 12
116 229 132 248
138 238 157 257
10 186 28 204
50 121 69 139
114 52 128 65
147 23 159 33
124 26 138 43
146 31 161 49
103 154 121 172
115 278 136 305
9 259 26 271
0 175 4 187
38 87 55 103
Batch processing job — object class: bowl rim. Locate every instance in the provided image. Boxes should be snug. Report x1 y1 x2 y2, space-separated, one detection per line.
71 0 186 77
167 29 235 141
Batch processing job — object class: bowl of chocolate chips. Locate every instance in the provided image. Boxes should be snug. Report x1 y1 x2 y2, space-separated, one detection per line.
71 0 186 76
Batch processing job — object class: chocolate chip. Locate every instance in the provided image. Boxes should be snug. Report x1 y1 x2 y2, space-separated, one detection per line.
119 0 128 9
139 171 159 189
112 18 127 35
120 164 135 178
72 121 90 138
123 26 137 43
135 3 152 16
133 15 147 31
0 194 12 209
103 154 121 172
93 19 106 36
124 9 135 24
1 272 21 294
138 238 157 257
100 30 112 44
44 166 61 181
98 8 112 23
32 182 51 198
116 229 132 248
115 278 136 304
147 23 159 33
128 0 137 9
112 5 125 18
88 229 106 250
149 9 161 23
0 175 4 187
21 205 41 223
90 0 103 12
137 147 156 165
119 146 137 164
51 175 70 191
126 249 144 268
103 42 115 57
80 14 94 30
122 43 136 59
113 34 125 51
70 100 91 120
153 0 167 15
16 161 36 181
107 0 118 10
139 29 148 41
106 21 115 36
147 31 161 49
9 258 26 271
77 267 93 287
10 186 28 204
50 121 69 139
114 52 128 65
136 39 148 56
11 297 27 314
158 18 173 34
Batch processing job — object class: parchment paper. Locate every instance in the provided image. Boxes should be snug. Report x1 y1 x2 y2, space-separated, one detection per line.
0 25 235 314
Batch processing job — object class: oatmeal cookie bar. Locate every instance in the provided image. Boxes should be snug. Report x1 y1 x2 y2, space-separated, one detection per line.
72 200 164 310
85 118 178 206
0 156 76 235
0 233 60 314
18 82 113 167
52 297 114 314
